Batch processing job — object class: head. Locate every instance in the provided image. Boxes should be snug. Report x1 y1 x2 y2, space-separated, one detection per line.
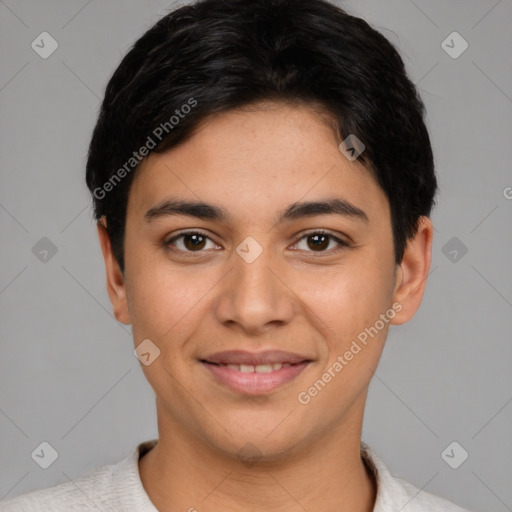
86 0 436 461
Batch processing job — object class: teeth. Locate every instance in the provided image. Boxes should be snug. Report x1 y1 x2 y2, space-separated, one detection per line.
255 364 273 373
225 362 287 373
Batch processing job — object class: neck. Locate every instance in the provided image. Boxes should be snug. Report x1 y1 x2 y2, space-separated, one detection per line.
139 401 376 512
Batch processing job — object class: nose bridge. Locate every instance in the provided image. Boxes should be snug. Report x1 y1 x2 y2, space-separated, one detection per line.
213 234 294 332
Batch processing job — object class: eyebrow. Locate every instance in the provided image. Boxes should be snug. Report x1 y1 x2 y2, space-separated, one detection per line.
144 197 369 224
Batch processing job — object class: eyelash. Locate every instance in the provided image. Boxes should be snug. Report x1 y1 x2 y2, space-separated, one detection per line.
164 229 350 256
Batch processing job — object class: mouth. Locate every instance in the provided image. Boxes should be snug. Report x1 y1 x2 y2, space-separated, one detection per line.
200 350 313 395
204 361 295 373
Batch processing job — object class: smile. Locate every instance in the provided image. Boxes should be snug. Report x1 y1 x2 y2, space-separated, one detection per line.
214 362 292 372
200 359 311 395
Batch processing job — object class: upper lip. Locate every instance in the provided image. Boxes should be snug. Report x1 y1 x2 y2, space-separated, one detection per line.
201 350 311 366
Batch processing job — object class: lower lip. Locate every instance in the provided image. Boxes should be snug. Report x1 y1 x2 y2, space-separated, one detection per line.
201 361 310 395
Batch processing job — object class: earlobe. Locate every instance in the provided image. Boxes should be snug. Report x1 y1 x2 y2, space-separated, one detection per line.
390 216 433 325
97 217 131 325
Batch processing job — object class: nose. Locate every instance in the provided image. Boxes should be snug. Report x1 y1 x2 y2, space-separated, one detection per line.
213 240 295 335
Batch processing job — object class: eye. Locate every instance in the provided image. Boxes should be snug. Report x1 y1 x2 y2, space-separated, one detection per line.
165 231 220 253
164 229 350 255
292 230 350 254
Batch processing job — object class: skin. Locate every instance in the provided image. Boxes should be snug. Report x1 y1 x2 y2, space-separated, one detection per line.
97 101 433 512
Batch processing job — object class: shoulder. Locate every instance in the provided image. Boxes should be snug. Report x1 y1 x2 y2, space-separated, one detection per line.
361 442 472 512
0 440 158 512
0 459 118 512
394 477 471 512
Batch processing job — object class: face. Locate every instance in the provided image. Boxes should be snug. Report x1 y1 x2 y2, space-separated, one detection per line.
98 101 432 462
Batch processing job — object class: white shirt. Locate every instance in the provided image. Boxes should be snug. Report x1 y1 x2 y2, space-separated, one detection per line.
0 439 471 511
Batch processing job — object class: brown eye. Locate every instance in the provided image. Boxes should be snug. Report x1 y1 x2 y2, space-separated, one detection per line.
166 231 217 252
183 233 207 251
293 231 349 254
306 233 330 251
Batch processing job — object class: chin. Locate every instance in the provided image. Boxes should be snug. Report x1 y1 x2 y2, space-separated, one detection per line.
200 416 310 464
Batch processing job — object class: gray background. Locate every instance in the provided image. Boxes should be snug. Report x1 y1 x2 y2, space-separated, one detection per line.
0 1 511 510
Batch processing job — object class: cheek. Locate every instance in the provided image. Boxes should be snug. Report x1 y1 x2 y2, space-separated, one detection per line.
302 266 394 404
124 246 183 339
298 261 395 398
305 259 393 337
125 253 218 362
128 274 191 338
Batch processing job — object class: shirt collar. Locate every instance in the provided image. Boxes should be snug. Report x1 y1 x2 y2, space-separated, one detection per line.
115 439 412 512
361 441 419 511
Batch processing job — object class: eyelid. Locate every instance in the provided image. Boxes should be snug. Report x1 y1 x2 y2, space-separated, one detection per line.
165 228 350 254
291 229 350 251
166 228 212 241
165 229 219 248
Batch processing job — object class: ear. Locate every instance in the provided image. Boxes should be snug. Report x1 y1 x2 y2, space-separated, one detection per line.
390 216 434 325
97 217 131 325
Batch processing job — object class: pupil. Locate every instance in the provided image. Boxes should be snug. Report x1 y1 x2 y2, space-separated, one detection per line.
308 234 328 251
186 234 205 250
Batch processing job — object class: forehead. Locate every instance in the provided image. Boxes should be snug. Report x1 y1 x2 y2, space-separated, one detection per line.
127 102 389 225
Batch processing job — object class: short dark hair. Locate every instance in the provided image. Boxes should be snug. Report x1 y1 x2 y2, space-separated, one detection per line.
85 0 437 273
